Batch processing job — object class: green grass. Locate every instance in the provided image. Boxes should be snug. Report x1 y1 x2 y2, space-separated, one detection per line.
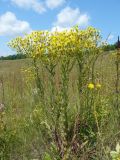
0 51 120 160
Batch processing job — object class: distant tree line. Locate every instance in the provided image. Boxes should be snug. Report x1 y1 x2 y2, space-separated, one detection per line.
0 54 27 60
103 43 117 51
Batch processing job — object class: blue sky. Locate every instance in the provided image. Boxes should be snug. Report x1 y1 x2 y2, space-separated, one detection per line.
0 0 120 56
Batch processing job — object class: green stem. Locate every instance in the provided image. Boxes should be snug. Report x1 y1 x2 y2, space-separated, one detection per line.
61 59 70 141
115 52 119 110
33 58 44 102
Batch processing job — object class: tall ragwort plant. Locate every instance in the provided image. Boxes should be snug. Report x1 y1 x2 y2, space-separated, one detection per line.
9 26 106 159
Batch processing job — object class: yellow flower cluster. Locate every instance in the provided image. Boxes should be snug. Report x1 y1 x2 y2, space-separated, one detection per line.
88 83 95 89
8 26 101 64
88 83 101 90
96 83 102 88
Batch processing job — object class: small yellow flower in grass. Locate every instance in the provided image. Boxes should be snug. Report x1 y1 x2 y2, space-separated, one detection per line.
96 83 101 89
88 83 94 89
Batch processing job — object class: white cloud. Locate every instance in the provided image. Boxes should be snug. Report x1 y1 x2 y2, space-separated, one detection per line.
52 7 90 31
11 0 46 14
45 0 65 9
11 0 65 13
51 26 69 32
0 12 32 36
108 34 114 41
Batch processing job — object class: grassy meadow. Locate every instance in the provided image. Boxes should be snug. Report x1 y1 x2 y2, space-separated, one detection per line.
0 52 120 160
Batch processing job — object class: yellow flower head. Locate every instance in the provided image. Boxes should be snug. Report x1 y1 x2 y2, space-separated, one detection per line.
88 83 94 89
96 83 101 89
